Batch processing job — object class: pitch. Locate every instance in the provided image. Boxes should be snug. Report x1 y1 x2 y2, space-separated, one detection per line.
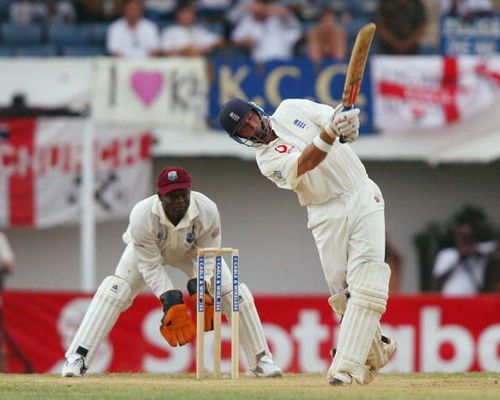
1 372 498 399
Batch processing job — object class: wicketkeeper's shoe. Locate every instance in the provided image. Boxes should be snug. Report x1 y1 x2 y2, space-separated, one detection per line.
247 354 282 378
61 354 87 377
328 371 353 386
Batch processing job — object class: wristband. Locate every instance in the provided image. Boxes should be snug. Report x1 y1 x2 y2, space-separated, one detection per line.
313 135 333 153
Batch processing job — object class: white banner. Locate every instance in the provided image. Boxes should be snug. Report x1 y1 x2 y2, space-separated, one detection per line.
372 56 500 133
0 118 153 228
0 59 92 111
92 58 208 129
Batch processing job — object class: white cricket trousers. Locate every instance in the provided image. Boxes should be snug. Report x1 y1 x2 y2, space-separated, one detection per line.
307 179 386 295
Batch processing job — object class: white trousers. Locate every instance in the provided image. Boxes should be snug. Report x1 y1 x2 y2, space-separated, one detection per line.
307 179 386 295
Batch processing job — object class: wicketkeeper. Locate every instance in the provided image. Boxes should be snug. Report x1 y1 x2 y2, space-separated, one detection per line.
62 166 281 378
218 98 396 385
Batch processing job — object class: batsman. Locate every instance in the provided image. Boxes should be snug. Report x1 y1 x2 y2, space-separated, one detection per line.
218 95 396 385
62 166 281 378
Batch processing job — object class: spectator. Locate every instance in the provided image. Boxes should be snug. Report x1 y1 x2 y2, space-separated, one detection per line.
106 0 160 58
375 0 427 55
483 243 500 293
161 2 224 57
231 0 302 64
386 236 403 293
227 0 253 26
9 0 48 24
440 0 494 18
10 0 76 24
197 0 232 12
76 0 122 22
432 223 497 296
49 1 76 23
144 0 177 21
307 8 347 66
0 231 15 372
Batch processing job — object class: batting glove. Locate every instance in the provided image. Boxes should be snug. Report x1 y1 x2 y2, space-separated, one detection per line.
159 290 195 347
324 106 360 143
187 278 214 332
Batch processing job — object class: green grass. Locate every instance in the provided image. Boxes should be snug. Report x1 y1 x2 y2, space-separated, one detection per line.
1 373 499 399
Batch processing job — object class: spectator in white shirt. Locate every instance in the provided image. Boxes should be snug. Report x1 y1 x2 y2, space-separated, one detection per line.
9 0 48 24
440 0 494 18
433 223 497 296
231 0 302 64
107 0 160 58
161 2 224 56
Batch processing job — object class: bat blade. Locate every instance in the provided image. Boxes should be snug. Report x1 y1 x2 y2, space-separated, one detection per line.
342 23 376 108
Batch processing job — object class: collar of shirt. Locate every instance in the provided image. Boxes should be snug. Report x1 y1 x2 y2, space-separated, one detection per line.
151 196 199 229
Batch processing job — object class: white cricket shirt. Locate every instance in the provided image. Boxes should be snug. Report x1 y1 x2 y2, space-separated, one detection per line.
122 191 221 296
255 99 368 206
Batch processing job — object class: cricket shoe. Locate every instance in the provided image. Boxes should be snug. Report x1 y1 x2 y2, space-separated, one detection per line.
246 354 282 378
328 372 352 386
61 354 87 377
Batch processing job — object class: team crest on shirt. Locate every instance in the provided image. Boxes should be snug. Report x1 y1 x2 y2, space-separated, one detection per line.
186 225 196 244
293 119 307 129
157 230 167 240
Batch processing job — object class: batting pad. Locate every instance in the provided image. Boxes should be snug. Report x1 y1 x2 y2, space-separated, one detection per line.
222 283 270 369
328 262 390 383
65 275 132 364
328 290 391 371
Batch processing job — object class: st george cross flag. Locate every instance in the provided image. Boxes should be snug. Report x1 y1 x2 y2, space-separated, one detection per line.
0 118 153 228
372 56 500 133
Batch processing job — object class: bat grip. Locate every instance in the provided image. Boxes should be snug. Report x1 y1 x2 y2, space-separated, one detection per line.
339 104 353 144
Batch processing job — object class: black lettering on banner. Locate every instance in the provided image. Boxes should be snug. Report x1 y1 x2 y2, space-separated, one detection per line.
109 64 117 107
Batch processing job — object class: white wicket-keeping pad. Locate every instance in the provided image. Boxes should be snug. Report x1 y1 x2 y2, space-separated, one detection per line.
328 262 390 383
222 283 270 370
65 275 132 364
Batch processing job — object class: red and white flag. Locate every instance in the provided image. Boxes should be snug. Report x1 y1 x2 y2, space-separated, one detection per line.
372 56 500 133
0 118 153 228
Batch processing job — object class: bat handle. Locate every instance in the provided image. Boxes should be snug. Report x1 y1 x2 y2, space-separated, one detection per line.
339 104 354 144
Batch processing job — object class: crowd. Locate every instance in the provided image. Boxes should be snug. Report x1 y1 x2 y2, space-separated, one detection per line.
0 0 493 60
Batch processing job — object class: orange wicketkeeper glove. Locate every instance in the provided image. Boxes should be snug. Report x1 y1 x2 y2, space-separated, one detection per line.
187 278 214 331
159 290 195 347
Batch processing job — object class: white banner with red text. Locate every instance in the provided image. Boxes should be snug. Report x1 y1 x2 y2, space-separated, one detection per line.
0 118 153 228
3 292 499 373
372 56 500 133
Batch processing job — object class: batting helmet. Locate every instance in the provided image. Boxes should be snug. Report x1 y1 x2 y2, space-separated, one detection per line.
218 99 269 146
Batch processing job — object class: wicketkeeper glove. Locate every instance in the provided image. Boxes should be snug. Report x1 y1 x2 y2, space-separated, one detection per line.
324 105 360 143
187 278 214 332
159 290 195 347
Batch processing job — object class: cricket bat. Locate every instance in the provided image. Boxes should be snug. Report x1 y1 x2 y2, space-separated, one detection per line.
339 23 376 143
